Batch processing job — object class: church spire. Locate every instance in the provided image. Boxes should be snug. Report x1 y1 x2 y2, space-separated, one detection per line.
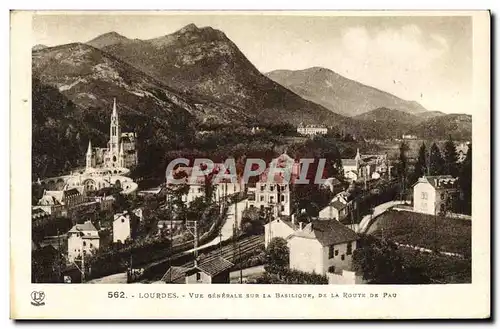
112 98 118 118
119 142 124 155
87 140 92 155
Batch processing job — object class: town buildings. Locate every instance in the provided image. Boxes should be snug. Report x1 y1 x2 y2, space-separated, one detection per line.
412 175 460 215
36 187 86 217
288 220 359 276
85 98 138 170
67 220 100 263
297 124 328 136
341 149 388 181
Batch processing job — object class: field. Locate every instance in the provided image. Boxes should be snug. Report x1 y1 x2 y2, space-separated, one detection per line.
366 210 471 256
399 247 471 283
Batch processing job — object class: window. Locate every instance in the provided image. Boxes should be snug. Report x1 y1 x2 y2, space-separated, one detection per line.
421 192 428 200
196 272 201 282
441 193 445 200
90 243 93 248
270 196 274 203
260 186 265 192
341 255 345 261
270 186 274 192
121 218 125 223
83 241 86 247
260 196 264 202
328 266 335 273
328 245 334 259
335 250 339 256
281 195 285 202
346 242 353 255
281 205 285 212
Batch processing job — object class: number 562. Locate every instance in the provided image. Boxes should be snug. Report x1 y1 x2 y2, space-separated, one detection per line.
108 292 125 298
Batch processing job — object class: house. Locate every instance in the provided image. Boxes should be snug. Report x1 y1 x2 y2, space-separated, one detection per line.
32 207 51 228
167 164 245 205
37 187 86 217
402 134 418 140
297 124 328 136
288 220 359 276
67 220 100 263
319 200 348 221
412 175 460 215
113 211 132 243
247 153 300 217
161 256 234 284
157 219 184 235
264 216 300 248
321 177 343 193
341 149 387 181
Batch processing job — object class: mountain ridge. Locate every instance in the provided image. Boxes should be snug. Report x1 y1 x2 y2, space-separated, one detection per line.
266 67 428 117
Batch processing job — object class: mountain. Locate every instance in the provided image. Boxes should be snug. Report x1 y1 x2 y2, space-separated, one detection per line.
32 44 47 51
32 42 246 178
266 67 428 117
87 24 348 127
415 110 446 120
353 107 419 126
87 31 132 49
409 114 472 141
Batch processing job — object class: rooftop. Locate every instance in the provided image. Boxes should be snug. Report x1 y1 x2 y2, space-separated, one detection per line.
291 220 359 246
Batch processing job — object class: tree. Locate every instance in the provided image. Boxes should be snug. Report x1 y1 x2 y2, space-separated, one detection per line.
411 142 427 184
264 237 289 277
397 141 409 199
352 234 406 284
443 135 459 177
240 207 264 235
458 144 472 214
429 143 444 176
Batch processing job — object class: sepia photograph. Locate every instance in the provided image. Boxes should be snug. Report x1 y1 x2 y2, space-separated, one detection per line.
10 9 490 319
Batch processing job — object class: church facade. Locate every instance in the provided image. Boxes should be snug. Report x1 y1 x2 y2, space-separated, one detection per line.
86 99 138 170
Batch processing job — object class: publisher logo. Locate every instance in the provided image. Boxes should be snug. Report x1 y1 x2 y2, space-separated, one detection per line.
31 291 45 306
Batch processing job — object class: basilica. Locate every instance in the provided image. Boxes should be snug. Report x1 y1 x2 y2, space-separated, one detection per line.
86 99 138 170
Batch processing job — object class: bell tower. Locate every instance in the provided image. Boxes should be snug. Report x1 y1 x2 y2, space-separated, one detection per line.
86 140 93 170
109 98 121 166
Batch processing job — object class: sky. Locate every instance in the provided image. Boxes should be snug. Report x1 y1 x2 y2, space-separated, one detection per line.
33 13 473 115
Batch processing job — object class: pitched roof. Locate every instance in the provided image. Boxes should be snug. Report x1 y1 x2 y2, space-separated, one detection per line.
265 218 299 231
69 221 98 234
331 200 347 210
32 207 49 219
161 266 190 283
291 220 359 246
196 256 234 276
416 175 458 189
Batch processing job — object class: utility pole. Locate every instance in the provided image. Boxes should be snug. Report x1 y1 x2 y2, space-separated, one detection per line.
186 221 199 267
239 243 243 284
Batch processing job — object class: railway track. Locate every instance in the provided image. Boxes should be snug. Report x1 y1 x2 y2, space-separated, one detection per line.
181 235 264 269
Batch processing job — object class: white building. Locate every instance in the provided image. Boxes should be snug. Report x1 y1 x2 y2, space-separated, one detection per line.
288 220 359 275
341 149 387 181
247 153 300 217
297 124 328 136
412 175 459 215
113 211 132 243
67 221 100 263
264 216 301 248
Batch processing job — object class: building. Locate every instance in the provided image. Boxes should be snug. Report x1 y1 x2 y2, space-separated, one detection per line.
247 153 300 217
318 191 356 222
402 134 418 140
264 216 300 248
288 220 359 276
67 220 100 263
113 211 132 243
31 207 51 227
321 177 343 193
161 256 234 284
412 175 459 215
297 124 328 136
167 163 245 206
37 187 86 217
86 98 138 170
341 149 387 181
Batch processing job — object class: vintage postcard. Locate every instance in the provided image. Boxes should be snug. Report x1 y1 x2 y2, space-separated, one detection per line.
10 10 490 319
